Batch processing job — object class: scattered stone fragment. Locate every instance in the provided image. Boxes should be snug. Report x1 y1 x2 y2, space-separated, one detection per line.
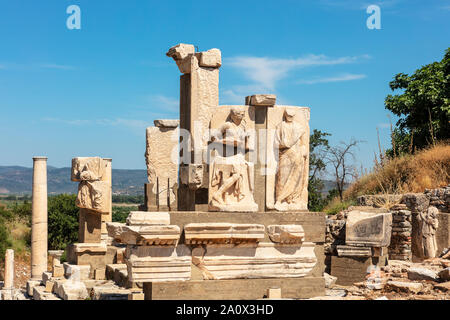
434 281 450 292
386 281 423 294
153 119 180 128
248 94 276 106
54 280 89 300
438 268 450 281
407 267 438 281
324 272 337 288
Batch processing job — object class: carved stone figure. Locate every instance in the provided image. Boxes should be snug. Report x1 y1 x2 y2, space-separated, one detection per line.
209 107 257 212
274 109 307 211
418 206 439 258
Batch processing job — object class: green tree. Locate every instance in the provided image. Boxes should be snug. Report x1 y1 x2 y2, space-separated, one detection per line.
308 129 331 211
48 194 79 250
0 216 12 263
385 48 450 155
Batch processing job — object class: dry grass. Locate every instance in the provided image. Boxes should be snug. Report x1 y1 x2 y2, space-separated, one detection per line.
345 143 450 200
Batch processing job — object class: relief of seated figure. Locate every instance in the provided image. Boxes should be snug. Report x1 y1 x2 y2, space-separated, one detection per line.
208 107 257 212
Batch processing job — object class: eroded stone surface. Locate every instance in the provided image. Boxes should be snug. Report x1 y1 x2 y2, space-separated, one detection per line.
248 94 276 106
191 242 317 280
386 281 423 294
336 245 372 257
107 223 180 245
126 245 192 283
184 223 265 244
345 210 392 247
267 225 304 244
198 48 222 68
153 119 179 128
126 211 170 226
71 157 106 182
76 180 110 213
145 126 179 208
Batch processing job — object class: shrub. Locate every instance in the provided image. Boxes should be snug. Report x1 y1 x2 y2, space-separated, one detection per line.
48 194 79 250
0 216 12 263
112 206 137 223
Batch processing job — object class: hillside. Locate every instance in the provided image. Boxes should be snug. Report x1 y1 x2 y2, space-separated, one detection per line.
344 143 450 199
0 166 147 195
0 165 342 196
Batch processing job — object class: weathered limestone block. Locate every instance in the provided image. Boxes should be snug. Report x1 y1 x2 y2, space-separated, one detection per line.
266 107 310 211
67 243 107 277
106 222 181 245
267 225 304 244
407 267 438 281
248 94 277 106
54 280 89 300
92 286 131 300
53 264 65 278
166 43 196 74
126 211 170 226
345 210 392 247
145 126 179 208
26 280 41 297
198 48 222 68
183 56 220 163
184 223 265 244
191 242 317 280
336 245 372 257
439 268 450 281
71 157 106 182
76 180 110 213
63 263 91 281
126 245 191 283
153 119 179 128
33 285 61 300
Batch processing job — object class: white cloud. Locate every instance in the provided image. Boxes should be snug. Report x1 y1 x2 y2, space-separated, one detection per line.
226 54 370 90
318 0 401 10
297 73 367 84
42 117 148 129
39 64 75 70
146 94 179 113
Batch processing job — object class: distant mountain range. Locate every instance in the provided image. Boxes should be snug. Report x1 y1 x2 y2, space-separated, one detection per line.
0 166 344 196
0 166 147 195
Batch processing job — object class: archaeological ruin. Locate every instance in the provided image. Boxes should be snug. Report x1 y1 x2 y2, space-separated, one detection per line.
1 44 449 301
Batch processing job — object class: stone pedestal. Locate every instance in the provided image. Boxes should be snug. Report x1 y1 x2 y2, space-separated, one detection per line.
67 243 107 278
78 209 102 243
31 156 48 280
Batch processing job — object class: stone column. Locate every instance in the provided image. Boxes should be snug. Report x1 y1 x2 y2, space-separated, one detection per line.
101 158 112 243
4 249 14 290
31 156 48 280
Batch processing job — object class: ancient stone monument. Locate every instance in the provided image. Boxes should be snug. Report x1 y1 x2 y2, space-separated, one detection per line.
106 43 325 300
67 157 112 276
25 43 327 301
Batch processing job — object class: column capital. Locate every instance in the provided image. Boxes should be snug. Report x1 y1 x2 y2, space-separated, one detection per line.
33 156 48 161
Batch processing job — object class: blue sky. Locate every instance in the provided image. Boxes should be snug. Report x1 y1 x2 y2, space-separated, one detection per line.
0 0 449 176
